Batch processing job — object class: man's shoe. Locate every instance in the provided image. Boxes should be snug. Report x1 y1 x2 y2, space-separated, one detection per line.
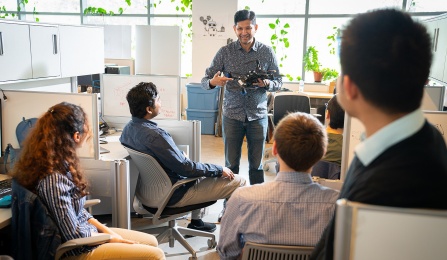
187 221 217 233
218 208 225 223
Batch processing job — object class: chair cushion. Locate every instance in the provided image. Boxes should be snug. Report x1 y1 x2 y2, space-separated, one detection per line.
143 201 216 217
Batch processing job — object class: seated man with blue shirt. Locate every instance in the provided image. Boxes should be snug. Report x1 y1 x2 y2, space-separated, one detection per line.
217 112 339 259
120 82 246 232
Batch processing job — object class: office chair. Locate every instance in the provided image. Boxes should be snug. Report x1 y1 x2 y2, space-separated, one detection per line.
11 180 111 260
334 199 447 260
242 241 313 260
123 146 217 260
311 160 341 180
272 92 312 126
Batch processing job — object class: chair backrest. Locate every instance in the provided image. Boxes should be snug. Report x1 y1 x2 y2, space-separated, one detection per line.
273 92 311 125
311 160 341 180
334 199 447 260
11 179 62 260
242 241 313 260
123 147 172 208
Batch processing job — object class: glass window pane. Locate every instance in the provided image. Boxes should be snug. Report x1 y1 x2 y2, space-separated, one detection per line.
253 17 304 82
309 0 402 14
151 17 192 77
150 1 192 15
27 0 80 13
305 18 351 82
406 0 447 12
86 0 147 15
0 0 19 20
238 0 306 15
84 16 148 26
26 15 81 25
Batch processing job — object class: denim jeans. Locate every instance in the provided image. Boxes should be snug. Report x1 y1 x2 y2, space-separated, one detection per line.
222 115 268 185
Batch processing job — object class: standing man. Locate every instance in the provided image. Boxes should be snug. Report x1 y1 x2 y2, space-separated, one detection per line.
311 9 447 260
201 9 283 186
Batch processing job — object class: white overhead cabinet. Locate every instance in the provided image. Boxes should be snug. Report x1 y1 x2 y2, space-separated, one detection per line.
59 25 104 78
29 24 61 79
425 13 447 84
0 20 104 83
0 22 33 82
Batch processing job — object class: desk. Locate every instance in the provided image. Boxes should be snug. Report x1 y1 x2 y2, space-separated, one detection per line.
305 91 334 99
0 175 11 229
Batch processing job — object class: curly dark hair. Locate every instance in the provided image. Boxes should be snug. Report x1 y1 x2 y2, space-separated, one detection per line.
11 102 91 196
126 82 159 118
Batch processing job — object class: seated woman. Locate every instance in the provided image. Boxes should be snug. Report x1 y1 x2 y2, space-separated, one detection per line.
11 102 165 259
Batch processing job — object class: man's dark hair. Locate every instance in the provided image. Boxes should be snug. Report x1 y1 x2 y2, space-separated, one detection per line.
340 9 432 113
327 94 345 129
274 112 327 172
126 82 158 118
234 9 256 25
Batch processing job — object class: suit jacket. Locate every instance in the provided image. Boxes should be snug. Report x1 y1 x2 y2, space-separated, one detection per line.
311 121 447 260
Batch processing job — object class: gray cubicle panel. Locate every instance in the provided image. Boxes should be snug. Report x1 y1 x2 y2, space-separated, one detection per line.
100 74 181 122
340 113 364 181
421 85 445 111
2 90 100 159
341 111 447 181
334 199 447 260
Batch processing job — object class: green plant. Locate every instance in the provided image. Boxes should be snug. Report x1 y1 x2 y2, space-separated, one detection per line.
304 46 338 81
327 26 340 55
321 68 339 82
1 0 39 22
84 0 131 16
303 46 321 72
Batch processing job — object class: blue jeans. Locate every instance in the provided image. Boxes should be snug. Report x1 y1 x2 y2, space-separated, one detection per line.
222 115 268 185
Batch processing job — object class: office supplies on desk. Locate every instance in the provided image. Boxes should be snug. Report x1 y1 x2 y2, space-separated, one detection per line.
0 178 12 205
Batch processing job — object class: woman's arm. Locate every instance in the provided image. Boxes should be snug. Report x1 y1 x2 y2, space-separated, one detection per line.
88 217 135 244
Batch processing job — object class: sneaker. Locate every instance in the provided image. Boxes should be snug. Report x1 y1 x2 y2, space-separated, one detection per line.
187 221 217 233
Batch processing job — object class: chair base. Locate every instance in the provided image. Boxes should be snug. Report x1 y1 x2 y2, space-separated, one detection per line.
142 219 216 259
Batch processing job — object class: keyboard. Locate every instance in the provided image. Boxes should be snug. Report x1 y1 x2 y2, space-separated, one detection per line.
0 178 12 199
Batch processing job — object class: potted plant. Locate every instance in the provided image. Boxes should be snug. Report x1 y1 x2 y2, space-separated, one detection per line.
303 46 339 83
303 46 322 82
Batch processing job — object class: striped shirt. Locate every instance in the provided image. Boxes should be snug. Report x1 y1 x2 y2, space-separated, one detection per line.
217 172 339 260
201 39 282 122
37 172 97 256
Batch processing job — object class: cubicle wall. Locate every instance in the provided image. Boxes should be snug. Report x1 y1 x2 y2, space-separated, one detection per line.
341 111 447 181
2 90 100 159
421 85 445 111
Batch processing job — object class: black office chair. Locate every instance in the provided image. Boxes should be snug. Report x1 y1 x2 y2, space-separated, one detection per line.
11 179 110 260
123 146 217 260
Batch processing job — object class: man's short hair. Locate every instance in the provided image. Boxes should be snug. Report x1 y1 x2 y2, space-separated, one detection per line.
234 9 256 25
340 9 432 113
274 112 327 172
327 94 345 129
126 82 158 118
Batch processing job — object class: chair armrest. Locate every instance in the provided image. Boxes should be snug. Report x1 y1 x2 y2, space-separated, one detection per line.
84 199 101 208
55 234 111 260
312 113 322 117
155 177 201 212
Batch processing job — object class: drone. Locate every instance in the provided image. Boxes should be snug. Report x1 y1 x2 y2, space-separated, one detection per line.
228 60 280 94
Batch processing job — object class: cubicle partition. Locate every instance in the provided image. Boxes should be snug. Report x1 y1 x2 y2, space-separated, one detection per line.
2 90 100 159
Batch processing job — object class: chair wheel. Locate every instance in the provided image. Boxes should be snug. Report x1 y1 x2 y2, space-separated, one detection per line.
208 238 217 248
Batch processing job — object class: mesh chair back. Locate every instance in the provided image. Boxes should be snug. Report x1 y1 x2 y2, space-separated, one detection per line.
273 93 311 125
242 241 313 260
124 147 172 208
311 160 341 180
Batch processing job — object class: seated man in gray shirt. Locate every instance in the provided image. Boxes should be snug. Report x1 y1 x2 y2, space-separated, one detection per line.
120 82 246 232
218 112 339 259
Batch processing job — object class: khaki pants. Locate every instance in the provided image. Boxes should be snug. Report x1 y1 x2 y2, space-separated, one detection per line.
171 175 246 219
64 228 165 260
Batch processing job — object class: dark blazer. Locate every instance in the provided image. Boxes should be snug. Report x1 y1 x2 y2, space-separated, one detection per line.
311 121 447 260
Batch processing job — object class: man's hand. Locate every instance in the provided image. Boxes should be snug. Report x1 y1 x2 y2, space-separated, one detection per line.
210 71 233 87
222 166 235 180
253 78 270 88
